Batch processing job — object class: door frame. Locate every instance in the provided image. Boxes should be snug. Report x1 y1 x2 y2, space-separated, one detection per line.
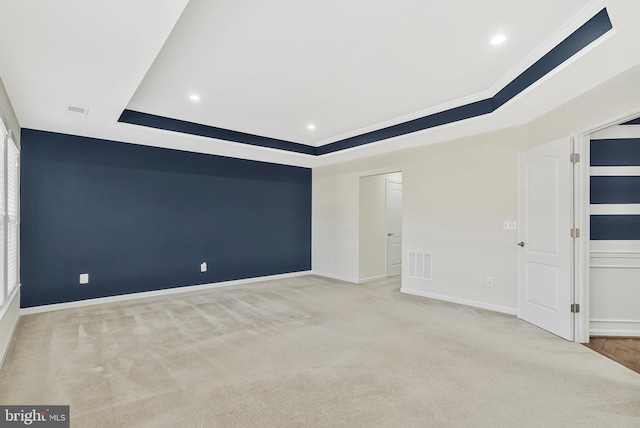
357 169 403 283
572 107 640 343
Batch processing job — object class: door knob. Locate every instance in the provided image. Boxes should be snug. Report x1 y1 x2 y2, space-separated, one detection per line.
388 233 393 236
517 242 525 247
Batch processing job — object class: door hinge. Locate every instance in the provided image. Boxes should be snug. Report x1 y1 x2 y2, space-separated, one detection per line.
570 303 580 313
570 153 580 163
570 228 580 238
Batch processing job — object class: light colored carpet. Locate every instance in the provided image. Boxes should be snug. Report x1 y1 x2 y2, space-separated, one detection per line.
0 275 638 427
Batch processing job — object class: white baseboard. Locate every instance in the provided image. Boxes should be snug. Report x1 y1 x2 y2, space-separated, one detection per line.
590 319 640 337
358 275 387 284
0 291 20 370
20 271 313 315
311 271 359 284
400 287 517 315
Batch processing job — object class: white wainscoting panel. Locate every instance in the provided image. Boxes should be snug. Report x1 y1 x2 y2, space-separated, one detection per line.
590 250 640 336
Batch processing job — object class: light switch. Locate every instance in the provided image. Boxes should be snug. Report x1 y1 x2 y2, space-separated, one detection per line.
201 262 207 273
79 273 89 284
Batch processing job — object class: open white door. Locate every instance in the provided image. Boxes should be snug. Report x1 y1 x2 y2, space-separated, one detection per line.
517 137 574 341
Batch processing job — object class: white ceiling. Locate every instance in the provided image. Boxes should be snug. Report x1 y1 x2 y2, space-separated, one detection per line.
1 0 639 168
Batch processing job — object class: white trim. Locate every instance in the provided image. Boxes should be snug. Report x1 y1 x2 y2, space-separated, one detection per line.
590 319 640 337
589 250 640 268
590 265 640 269
358 275 387 284
590 125 640 140
20 271 312 315
400 287 517 316
314 90 490 146
575 106 640 137
590 167 640 176
591 251 640 259
0 283 18 321
0 313 19 370
590 204 640 215
574 133 590 343
590 240 640 253
312 271 359 284
0 290 20 370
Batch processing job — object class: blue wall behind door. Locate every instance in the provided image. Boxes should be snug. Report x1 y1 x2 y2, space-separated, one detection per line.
590 137 640 240
20 129 311 307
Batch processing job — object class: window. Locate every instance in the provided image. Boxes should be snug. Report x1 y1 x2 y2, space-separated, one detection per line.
7 137 18 295
0 120 5 307
0 114 19 309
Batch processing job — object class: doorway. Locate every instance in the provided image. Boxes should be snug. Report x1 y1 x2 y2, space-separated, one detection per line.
386 179 403 277
359 172 402 282
518 109 640 343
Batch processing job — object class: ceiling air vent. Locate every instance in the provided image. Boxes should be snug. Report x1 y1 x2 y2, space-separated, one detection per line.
65 105 88 118
408 251 432 280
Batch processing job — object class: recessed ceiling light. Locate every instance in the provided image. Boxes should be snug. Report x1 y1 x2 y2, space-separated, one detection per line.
491 34 507 45
189 94 200 101
307 124 316 130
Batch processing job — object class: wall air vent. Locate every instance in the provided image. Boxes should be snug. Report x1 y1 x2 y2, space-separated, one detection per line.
408 251 432 280
65 105 88 118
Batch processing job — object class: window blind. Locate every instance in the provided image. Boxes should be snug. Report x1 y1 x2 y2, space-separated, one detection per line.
7 138 18 294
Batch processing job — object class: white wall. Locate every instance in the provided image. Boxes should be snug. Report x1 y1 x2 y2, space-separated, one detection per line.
359 172 401 282
313 62 640 316
0 76 20 368
527 63 640 147
313 171 360 282
0 77 19 146
314 126 527 312
313 152 408 283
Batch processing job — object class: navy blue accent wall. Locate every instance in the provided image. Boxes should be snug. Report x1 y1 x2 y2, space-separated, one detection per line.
119 8 612 156
591 139 640 166
621 118 640 125
20 129 312 307
591 176 640 204
591 215 640 240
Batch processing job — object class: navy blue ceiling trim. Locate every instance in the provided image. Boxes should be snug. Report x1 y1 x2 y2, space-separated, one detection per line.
119 8 612 157
118 110 316 155
621 118 640 125
316 99 494 155
492 8 612 110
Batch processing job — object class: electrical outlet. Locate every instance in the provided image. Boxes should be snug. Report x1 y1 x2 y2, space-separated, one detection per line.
79 273 89 284
200 262 207 272
503 221 517 231
486 276 494 286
